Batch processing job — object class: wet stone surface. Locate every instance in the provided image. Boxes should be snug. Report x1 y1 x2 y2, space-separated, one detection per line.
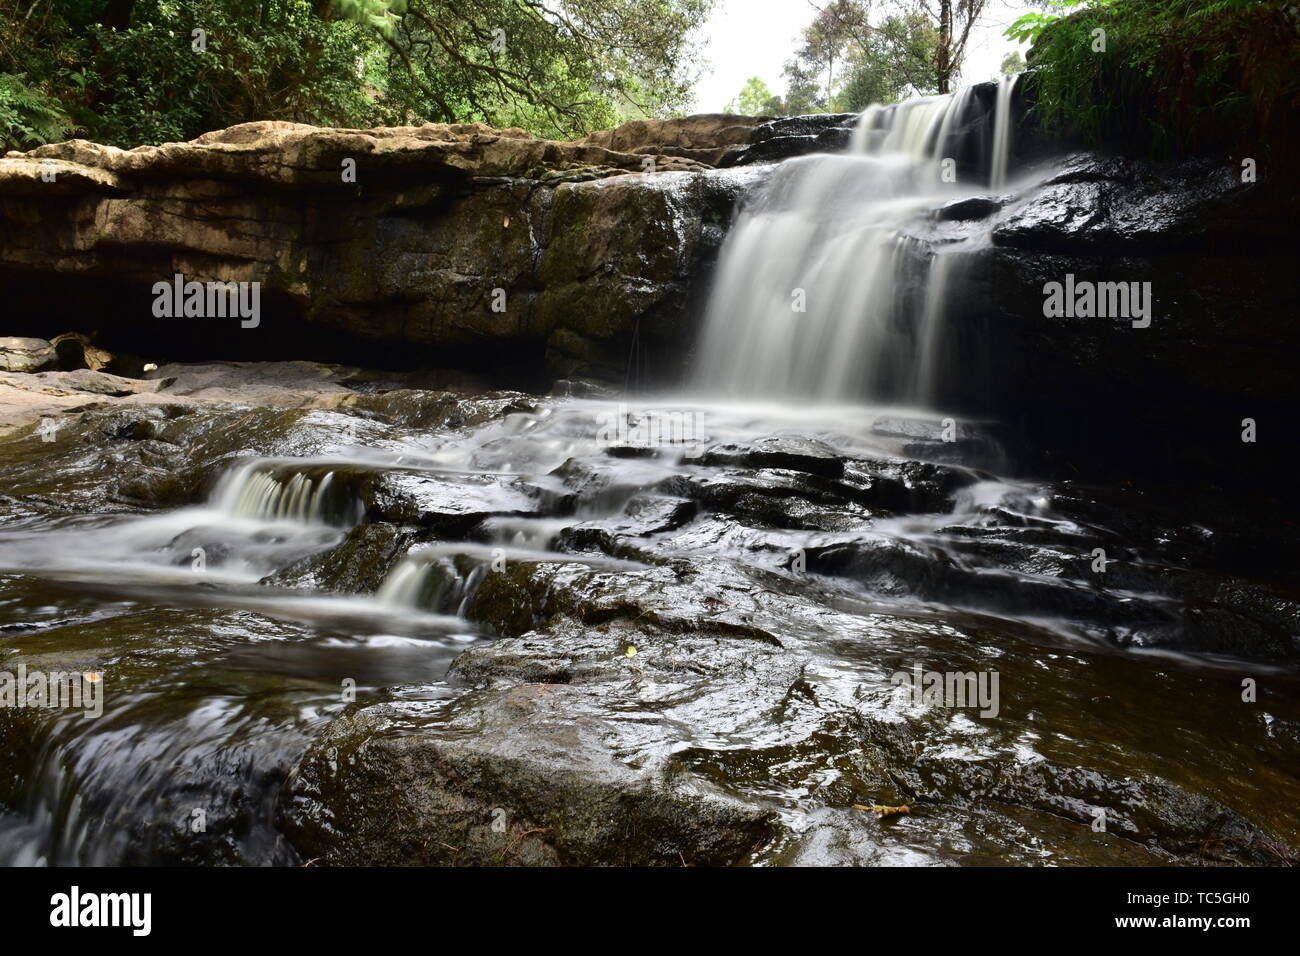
0 366 1297 865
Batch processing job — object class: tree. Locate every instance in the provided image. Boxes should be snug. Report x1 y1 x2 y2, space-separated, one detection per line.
806 0 987 97
726 76 774 116
349 0 715 138
781 58 828 115
927 0 989 93
0 0 715 149
799 0 867 96
999 50 1025 76
770 1 939 114
834 11 938 110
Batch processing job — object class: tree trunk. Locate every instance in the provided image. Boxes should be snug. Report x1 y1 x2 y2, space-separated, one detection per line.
936 0 952 94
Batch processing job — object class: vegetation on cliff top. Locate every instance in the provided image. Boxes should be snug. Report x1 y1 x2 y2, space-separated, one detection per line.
0 0 712 151
1010 0 1300 158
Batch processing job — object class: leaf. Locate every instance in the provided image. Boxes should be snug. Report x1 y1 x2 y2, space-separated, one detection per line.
853 804 910 817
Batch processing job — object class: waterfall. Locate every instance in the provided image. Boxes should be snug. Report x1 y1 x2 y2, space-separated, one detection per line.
693 81 1018 406
990 73 1018 191
374 559 427 607
210 460 363 526
375 555 461 610
915 247 960 405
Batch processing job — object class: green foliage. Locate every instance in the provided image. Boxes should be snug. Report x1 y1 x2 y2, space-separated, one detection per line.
726 77 774 116
0 73 74 150
359 0 712 139
332 0 407 36
761 0 975 117
781 59 829 115
1007 0 1300 157
0 0 712 147
999 50 1025 76
833 12 939 111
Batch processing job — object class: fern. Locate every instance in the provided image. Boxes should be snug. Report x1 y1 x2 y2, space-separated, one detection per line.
1006 0 1300 158
0 73 73 152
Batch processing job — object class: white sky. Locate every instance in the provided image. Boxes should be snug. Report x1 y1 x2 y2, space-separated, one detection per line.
688 0 1039 112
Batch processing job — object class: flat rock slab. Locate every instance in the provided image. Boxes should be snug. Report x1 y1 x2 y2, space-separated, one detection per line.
0 337 56 372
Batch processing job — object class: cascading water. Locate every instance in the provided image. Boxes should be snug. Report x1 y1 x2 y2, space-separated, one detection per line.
5 68 1292 870
693 81 1020 406
211 460 364 527
990 73 1019 191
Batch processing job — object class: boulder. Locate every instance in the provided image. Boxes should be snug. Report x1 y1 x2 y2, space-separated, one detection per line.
50 332 112 372
0 336 55 372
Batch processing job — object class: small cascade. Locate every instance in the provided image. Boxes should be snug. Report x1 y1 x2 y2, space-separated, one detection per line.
915 247 961 405
990 73 1019 191
210 460 364 526
376 551 488 613
693 78 1023 407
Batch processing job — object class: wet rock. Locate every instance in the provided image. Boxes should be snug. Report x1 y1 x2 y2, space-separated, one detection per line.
263 523 418 593
617 494 698 535
550 454 674 513
686 435 845 478
843 458 977 512
992 155 1251 253
364 471 542 536
283 696 777 866
663 469 872 532
536 166 766 379
4 369 1299 867
721 114 860 167
958 153 1300 490
0 402 190 515
934 195 1004 221
0 599 337 865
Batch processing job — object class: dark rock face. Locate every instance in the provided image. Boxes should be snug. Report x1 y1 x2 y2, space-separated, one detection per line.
0 119 771 383
0 110 858 386
933 154 1300 489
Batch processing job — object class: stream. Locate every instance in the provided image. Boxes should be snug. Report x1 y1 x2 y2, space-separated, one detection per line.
1 82 1297 866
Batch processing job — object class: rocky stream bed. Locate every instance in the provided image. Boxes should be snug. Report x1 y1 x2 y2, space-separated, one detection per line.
0 362 1296 865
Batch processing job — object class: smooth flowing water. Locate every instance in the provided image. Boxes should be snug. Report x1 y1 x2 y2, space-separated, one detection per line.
2 83 1297 866
694 84 1022 405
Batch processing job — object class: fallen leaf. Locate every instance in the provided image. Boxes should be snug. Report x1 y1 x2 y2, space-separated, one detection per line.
853 804 910 817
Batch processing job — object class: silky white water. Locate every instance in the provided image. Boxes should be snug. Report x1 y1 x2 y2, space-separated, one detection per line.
694 82 1021 405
